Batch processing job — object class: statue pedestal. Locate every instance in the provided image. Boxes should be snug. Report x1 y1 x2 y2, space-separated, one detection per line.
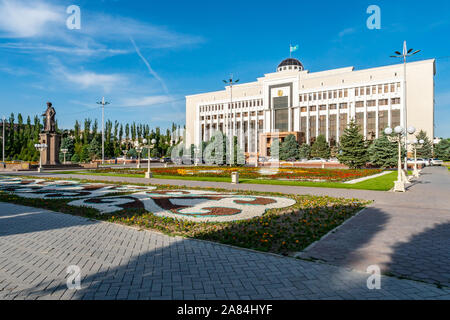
39 133 61 165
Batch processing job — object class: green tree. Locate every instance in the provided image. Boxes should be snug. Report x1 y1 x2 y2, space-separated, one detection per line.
310 134 330 159
59 137 75 162
338 119 369 168
270 138 280 160
368 134 399 168
79 145 91 163
87 137 101 161
279 134 299 160
434 138 450 161
415 130 433 158
298 143 311 160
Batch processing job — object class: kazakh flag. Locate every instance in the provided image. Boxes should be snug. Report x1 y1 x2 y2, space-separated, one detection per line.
290 44 299 53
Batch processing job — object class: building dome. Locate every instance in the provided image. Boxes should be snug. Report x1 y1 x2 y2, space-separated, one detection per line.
277 58 304 72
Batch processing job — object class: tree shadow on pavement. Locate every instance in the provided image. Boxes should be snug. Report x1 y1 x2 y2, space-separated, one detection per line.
385 222 450 287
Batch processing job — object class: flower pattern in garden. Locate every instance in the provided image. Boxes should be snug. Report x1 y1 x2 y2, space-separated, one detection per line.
0 177 296 222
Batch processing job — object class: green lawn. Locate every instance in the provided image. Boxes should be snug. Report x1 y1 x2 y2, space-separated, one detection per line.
59 170 399 191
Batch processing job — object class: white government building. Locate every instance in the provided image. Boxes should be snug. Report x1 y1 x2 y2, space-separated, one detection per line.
185 57 435 158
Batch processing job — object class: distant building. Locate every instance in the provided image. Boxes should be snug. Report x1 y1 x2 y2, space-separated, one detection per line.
186 57 435 157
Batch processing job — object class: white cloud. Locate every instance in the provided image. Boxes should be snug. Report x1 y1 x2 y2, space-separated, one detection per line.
338 28 356 38
0 0 64 38
120 95 176 108
0 0 204 57
65 71 124 91
0 42 129 56
50 62 125 92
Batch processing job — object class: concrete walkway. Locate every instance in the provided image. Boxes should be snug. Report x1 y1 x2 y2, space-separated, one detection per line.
0 202 448 300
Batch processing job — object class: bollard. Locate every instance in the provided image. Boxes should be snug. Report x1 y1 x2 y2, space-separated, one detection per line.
231 172 239 184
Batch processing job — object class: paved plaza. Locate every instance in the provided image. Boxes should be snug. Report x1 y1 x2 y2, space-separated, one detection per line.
0 202 449 300
0 167 449 299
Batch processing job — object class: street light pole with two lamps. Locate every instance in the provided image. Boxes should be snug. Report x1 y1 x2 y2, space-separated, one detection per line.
134 140 143 169
384 125 415 192
390 41 420 171
34 143 48 172
143 138 156 179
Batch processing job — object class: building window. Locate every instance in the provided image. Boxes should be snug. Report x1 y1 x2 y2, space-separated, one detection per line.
301 107 307 113
391 84 395 92
372 86 376 94
275 109 288 132
333 91 337 98
299 95 303 102
344 89 348 97
355 88 359 96
391 98 401 105
392 109 401 128
319 105 327 111
309 116 316 143
384 84 389 93
367 100 376 107
329 114 337 143
319 115 326 136
329 104 337 110
339 103 348 109
360 87 365 96
300 116 307 133
366 87 370 95
355 112 364 135
318 93 322 100
378 110 388 136
367 112 376 140
339 114 347 137
310 105 317 112
379 99 389 106
328 91 333 99
378 85 383 94
339 90 343 98
355 101 364 108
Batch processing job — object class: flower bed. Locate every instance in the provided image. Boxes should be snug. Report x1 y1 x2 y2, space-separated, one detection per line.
0 176 369 255
93 166 382 182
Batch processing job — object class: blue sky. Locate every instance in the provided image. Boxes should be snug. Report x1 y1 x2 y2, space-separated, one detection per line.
0 0 449 137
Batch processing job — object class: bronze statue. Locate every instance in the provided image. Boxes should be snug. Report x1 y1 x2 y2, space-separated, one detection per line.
42 102 56 133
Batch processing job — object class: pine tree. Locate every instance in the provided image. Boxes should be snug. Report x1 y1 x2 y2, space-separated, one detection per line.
279 134 300 160
434 138 450 161
368 134 398 168
310 134 331 159
415 130 433 158
338 119 368 168
270 138 280 160
298 143 311 160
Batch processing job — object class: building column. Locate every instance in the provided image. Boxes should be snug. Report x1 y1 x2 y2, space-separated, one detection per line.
326 106 329 143
336 105 340 144
288 106 292 132
375 101 379 139
315 111 319 138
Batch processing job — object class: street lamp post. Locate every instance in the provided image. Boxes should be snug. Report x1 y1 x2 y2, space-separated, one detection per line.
143 138 156 179
96 97 110 166
34 143 48 172
135 141 143 169
411 138 425 178
122 149 128 166
1 116 5 163
384 126 408 192
61 148 68 164
223 76 239 167
390 41 420 171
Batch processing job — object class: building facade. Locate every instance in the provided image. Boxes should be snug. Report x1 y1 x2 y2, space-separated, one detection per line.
185 58 435 157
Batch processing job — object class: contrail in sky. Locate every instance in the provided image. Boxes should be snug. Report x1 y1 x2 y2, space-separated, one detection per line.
130 37 169 94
